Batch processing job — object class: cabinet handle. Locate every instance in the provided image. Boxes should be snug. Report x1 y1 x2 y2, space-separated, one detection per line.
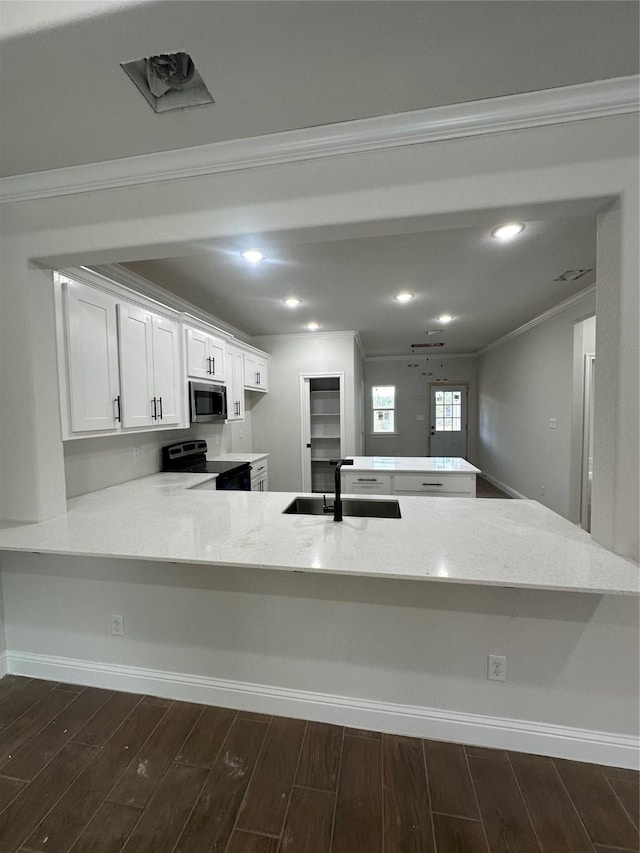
151 397 157 420
422 483 443 487
211 356 215 375
114 395 121 423
207 357 213 374
158 397 163 419
356 478 378 482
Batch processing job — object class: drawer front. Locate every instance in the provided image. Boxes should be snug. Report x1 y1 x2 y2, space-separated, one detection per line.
343 473 391 494
392 473 476 496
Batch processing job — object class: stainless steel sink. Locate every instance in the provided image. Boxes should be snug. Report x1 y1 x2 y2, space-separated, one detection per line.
282 496 401 518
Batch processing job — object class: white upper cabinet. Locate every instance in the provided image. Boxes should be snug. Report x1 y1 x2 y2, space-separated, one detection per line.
226 343 245 422
244 351 268 391
151 315 181 425
186 326 226 382
62 280 121 435
118 305 182 429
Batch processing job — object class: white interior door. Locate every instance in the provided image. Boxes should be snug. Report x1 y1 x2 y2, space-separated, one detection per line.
429 384 468 457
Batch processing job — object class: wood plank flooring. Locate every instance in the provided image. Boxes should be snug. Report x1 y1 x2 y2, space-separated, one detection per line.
0 676 637 853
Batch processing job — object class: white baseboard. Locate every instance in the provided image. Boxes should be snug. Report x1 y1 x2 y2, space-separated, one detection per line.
481 472 528 500
5 650 638 769
0 651 7 678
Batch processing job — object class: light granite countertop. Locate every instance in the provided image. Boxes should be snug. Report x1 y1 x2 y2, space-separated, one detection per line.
207 453 269 464
0 474 637 595
345 456 481 473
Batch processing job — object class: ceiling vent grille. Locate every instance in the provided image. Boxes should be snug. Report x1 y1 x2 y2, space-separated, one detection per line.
121 52 214 113
554 268 592 282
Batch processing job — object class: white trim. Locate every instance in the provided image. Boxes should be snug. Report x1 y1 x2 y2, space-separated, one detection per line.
254 330 360 344
1 77 637 205
479 285 596 354
5 650 638 769
90 264 249 343
481 472 528 501
0 652 7 678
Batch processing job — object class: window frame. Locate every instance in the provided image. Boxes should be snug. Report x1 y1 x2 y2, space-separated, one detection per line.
370 384 397 436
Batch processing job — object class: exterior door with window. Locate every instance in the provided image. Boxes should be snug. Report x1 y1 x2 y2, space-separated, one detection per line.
429 384 468 457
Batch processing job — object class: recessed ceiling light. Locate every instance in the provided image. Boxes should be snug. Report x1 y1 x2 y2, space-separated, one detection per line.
437 314 454 324
241 249 265 263
305 322 320 331
283 297 302 307
491 222 525 241
394 292 414 303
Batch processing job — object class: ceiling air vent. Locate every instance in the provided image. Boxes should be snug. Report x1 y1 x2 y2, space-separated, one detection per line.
121 52 214 113
554 268 593 282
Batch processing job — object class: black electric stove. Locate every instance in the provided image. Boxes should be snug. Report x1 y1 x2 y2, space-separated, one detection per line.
161 440 252 490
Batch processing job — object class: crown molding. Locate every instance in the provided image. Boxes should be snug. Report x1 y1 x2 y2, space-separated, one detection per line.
1 76 637 205
89 263 251 343
479 285 596 354
253 330 360 345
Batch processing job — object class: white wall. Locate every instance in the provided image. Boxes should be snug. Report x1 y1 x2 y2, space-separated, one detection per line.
250 332 361 492
63 419 249 498
2 552 637 753
478 291 596 518
365 356 479 461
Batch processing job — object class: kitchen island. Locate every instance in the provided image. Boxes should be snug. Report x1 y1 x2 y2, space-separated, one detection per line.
0 473 636 595
342 456 481 497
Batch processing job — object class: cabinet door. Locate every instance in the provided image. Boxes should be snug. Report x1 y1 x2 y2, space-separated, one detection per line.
185 327 210 379
208 335 226 382
226 345 245 421
255 357 268 390
243 353 257 389
118 304 154 429
152 315 181 425
64 282 121 433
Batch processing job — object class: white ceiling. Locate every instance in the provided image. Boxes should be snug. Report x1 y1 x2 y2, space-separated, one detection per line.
1 1 634 355
123 208 599 356
0 1 637 176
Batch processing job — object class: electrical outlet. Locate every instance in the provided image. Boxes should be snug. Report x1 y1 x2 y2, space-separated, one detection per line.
488 654 507 681
110 614 124 636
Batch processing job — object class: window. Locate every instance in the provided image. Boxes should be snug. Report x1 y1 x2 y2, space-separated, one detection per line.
372 385 395 433
434 389 462 431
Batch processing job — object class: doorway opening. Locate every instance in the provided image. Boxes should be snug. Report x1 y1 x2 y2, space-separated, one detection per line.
300 373 346 492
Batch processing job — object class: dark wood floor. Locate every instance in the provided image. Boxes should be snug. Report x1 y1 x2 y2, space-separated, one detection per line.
476 476 512 499
0 677 637 853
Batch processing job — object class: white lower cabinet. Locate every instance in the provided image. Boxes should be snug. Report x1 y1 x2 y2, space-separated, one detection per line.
251 457 269 492
118 305 182 429
62 280 122 435
343 473 392 494
342 471 476 497
225 344 245 422
393 472 476 497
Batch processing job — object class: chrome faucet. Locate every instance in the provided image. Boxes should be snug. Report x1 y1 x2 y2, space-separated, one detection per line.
323 458 354 521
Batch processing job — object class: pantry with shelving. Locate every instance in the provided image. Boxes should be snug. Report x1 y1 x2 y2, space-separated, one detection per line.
300 373 345 493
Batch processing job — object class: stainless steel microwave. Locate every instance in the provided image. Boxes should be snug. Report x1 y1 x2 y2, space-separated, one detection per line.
189 381 227 423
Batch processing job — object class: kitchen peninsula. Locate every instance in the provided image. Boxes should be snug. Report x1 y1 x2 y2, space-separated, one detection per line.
0 475 636 595
0 476 638 768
